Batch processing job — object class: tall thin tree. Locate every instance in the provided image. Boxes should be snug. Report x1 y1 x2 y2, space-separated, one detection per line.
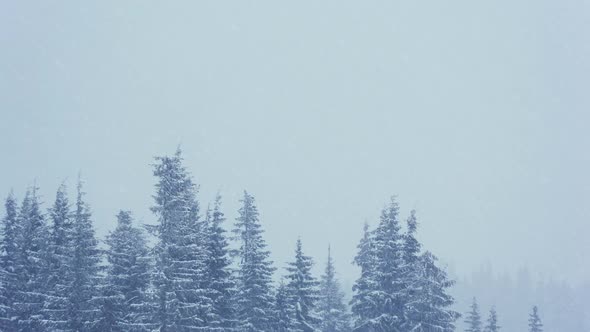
42 184 73 331
95 210 151 331
150 148 212 331
15 187 47 331
233 191 275 331
528 306 543 332
484 307 500 332
67 179 101 331
285 238 320 331
0 191 20 331
464 298 482 332
318 245 350 332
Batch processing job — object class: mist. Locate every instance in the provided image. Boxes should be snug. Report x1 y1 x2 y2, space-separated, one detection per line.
1 1 589 331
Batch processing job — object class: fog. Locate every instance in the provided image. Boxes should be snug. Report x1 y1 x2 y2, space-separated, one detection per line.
1 1 589 330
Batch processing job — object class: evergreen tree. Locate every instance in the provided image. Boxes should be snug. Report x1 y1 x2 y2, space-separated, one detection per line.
233 191 275 331
285 238 320 331
67 179 102 331
204 194 236 329
528 306 543 332
318 246 350 332
401 251 459 332
355 197 405 331
14 187 48 331
273 280 294 332
41 184 74 331
402 211 459 332
350 222 376 329
464 298 482 332
0 191 20 331
150 148 212 331
484 307 500 332
95 210 151 331
400 210 421 331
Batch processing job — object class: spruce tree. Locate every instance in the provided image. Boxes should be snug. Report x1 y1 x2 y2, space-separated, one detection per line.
273 280 294 332
464 298 482 332
150 148 212 331
67 179 101 331
412 252 459 332
359 197 405 331
400 210 421 331
528 306 543 332
233 191 275 331
318 246 350 332
95 210 151 331
41 184 74 331
15 187 48 331
0 191 20 331
484 307 500 332
402 211 459 332
350 222 376 329
285 238 320 331
204 194 235 329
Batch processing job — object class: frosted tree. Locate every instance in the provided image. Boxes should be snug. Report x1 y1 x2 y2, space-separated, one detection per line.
41 185 74 331
273 280 294 332
350 222 376 328
484 307 500 332
95 210 151 331
528 306 543 332
464 298 482 332
150 148 212 331
203 194 236 328
317 246 350 332
233 191 275 331
14 187 47 331
0 191 21 331
400 210 421 331
402 211 459 332
67 179 101 331
285 238 320 331
356 197 405 331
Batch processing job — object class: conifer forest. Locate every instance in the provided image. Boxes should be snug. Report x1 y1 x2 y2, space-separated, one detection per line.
0 149 554 331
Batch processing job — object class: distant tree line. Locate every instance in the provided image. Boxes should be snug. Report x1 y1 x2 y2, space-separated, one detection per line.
464 297 544 332
0 148 481 331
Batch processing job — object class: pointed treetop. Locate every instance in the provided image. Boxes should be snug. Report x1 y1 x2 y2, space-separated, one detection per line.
528 306 543 332
116 210 133 228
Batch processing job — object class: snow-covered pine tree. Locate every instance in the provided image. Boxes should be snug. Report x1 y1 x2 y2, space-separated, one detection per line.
273 280 294 332
318 246 351 332
41 184 74 331
285 238 320 331
232 191 275 331
484 307 500 332
14 187 48 331
0 191 21 331
358 197 405 331
350 222 376 330
528 306 543 332
402 211 459 332
150 148 212 331
400 210 421 331
95 210 151 331
410 252 460 332
204 194 236 329
67 179 101 331
464 298 483 332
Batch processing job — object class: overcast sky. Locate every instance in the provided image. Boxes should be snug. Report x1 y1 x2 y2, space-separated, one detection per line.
1 1 589 287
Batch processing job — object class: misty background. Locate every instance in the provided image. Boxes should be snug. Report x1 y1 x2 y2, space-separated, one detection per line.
1 1 589 330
